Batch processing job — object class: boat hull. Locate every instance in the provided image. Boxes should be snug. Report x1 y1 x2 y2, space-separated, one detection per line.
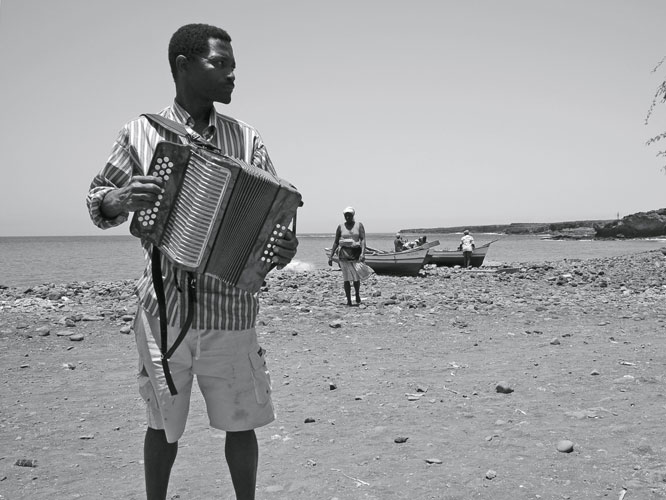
325 241 438 276
424 242 493 268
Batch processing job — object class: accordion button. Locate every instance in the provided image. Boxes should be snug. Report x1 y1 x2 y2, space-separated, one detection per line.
158 194 163 199
281 225 287 230
164 157 169 162
155 201 161 207
156 158 162 164
142 221 148 226
149 220 155 225
278 233 284 237
164 175 170 180
166 168 172 174
168 162 173 168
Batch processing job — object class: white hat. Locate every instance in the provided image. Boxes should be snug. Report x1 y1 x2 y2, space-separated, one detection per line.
343 206 355 214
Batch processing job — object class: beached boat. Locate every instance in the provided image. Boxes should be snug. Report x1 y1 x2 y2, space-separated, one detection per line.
424 241 496 268
326 240 439 276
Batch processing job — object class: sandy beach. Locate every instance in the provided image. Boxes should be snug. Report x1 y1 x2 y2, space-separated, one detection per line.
2 249 666 500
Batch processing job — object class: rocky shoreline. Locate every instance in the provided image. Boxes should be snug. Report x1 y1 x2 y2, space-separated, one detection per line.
3 250 666 498
2 249 666 337
2 248 665 317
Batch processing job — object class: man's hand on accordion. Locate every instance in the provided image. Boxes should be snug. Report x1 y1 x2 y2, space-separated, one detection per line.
272 229 299 269
101 176 165 218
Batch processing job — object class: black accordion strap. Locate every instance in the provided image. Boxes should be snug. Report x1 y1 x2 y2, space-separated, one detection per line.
150 247 196 396
142 113 191 138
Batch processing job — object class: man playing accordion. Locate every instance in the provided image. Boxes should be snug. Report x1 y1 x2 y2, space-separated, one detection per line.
86 23 298 500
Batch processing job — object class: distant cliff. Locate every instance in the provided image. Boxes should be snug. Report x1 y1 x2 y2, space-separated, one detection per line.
401 219 613 236
402 211 666 239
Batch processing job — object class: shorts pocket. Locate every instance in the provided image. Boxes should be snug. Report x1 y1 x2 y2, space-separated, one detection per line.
248 347 272 405
137 360 160 410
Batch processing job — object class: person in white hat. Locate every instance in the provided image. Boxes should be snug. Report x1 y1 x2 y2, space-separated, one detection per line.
328 207 373 305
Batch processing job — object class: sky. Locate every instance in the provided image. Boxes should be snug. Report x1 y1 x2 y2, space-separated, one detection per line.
1 0 666 236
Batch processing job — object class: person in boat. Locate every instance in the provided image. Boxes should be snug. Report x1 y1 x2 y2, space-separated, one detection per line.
86 23 298 500
394 233 406 252
328 207 373 305
460 229 475 268
416 235 427 246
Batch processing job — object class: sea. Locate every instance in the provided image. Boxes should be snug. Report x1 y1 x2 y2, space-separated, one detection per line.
1 233 665 288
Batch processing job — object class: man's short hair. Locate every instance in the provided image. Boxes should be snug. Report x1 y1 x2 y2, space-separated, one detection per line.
168 23 232 80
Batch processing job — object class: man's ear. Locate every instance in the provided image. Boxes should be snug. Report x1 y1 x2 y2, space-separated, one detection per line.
175 54 188 76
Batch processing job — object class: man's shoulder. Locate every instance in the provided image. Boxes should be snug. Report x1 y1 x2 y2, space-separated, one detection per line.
214 111 260 134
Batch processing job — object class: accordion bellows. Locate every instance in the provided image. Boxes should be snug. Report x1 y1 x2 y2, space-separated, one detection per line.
130 141 302 293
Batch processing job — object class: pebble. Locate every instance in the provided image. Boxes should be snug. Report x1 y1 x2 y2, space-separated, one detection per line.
485 470 497 479
394 436 409 443
14 459 37 467
35 326 50 336
495 381 514 394
425 458 442 464
69 333 84 342
557 440 575 453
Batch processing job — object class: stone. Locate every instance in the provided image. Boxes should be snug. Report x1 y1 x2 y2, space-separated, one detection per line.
69 333 84 341
35 326 50 336
557 440 574 453
15 459 37 467
495 381 514 394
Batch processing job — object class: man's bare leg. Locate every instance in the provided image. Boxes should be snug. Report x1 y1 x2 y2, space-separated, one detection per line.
225 430 258 500
144 427 178 500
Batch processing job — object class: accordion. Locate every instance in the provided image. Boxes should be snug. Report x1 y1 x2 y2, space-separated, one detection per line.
130 140 302 293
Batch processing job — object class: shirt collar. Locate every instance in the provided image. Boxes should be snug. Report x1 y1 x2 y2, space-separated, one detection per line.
170 100 218 140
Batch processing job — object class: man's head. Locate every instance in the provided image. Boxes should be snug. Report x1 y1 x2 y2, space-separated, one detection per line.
463 230 469 235
169 24 236 104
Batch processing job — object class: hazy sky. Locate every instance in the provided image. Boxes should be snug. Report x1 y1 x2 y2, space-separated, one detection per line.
2 0 666 236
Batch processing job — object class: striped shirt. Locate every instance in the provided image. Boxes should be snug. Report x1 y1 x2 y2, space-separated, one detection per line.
87 101 276 330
